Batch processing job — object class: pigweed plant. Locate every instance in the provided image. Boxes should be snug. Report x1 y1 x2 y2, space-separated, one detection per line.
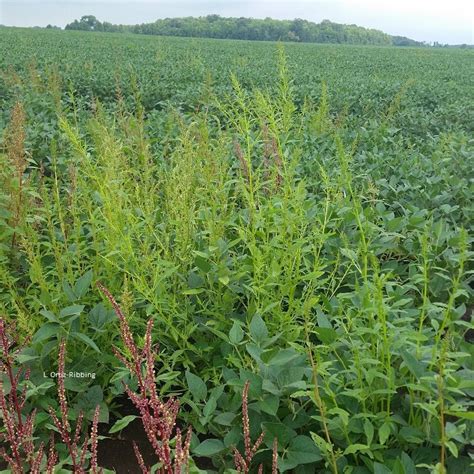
232 381 278 474
0 318 45 473
0 318 101 473
98 282 192 473
47 340 102 474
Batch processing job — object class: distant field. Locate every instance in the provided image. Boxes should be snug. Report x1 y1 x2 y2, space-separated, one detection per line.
0 27 473 473
1 27 473 122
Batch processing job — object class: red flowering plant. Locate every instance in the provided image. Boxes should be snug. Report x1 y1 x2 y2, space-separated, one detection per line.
47 339 102 473
0 317 47 473
233 381 278 474
97 282 192 474
0 317 102 473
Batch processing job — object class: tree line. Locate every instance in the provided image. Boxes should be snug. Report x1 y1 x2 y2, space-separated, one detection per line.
63 15 425 46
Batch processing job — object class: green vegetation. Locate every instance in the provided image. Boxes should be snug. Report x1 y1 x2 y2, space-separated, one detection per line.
0 27 473 473
63 14 419 46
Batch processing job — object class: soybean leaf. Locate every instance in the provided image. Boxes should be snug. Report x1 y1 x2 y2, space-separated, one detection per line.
72 332 101 353
32 323 60 344
59 305 85 319
401 349 427 379
280 435 322 470
314 327 337 345
249 314 268 342
193 439 225 456
229 321 244 344
186 371 207 401
74 270 93 298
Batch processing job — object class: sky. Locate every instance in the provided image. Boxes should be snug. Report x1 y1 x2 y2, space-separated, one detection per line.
1 0 473 44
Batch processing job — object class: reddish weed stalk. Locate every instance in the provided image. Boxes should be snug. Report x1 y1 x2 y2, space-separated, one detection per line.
97 282 192 474
47 339 102 473
234 139 250 184
0 318 44 473
261 123 283 193
0 318 101 473
233 381 279 473
4 102 28 250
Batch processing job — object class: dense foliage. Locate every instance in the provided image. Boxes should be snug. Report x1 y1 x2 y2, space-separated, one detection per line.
0 27 473 473
63 14 413 46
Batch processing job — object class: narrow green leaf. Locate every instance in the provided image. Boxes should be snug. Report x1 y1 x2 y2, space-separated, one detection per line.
109 415 137 434
364 419 374 446
379 421 391 445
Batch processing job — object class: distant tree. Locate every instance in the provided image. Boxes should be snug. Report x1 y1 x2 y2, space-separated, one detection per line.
65 15 102 31
62 15 417 46
392 35 424 47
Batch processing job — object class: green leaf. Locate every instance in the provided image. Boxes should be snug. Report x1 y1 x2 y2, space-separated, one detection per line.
343 444 370 455
262 422 297 447
15 354 39 364
401 349 426 379
314 327 337 345
310 432 331 454
257 395 279 416
76 385 103 414
445 410 474 420
327 407 349 426
268 349 299 366
445 440 458 458
392 459 405 474
183 288 205 295
373 463 391 474
400 452 417 474
398 426 424 444
229 321 244 344
26 381 55 398
249 314 268 342
62 280 77 302
287 435 322 464
40 310 59 323
109 415 137 434
32 323 60 344
202 397 217 418
316 310 332 328
218 275 230 286
186 371 207 401
98 402 109 423
59 305 85 318
74 270 93 298
379 421 391 445
364 419 374 446
246 343 262 362
194 254 211 273
193 439 225 456
213 412 237 426
89 303 115 329
72 332 101 353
